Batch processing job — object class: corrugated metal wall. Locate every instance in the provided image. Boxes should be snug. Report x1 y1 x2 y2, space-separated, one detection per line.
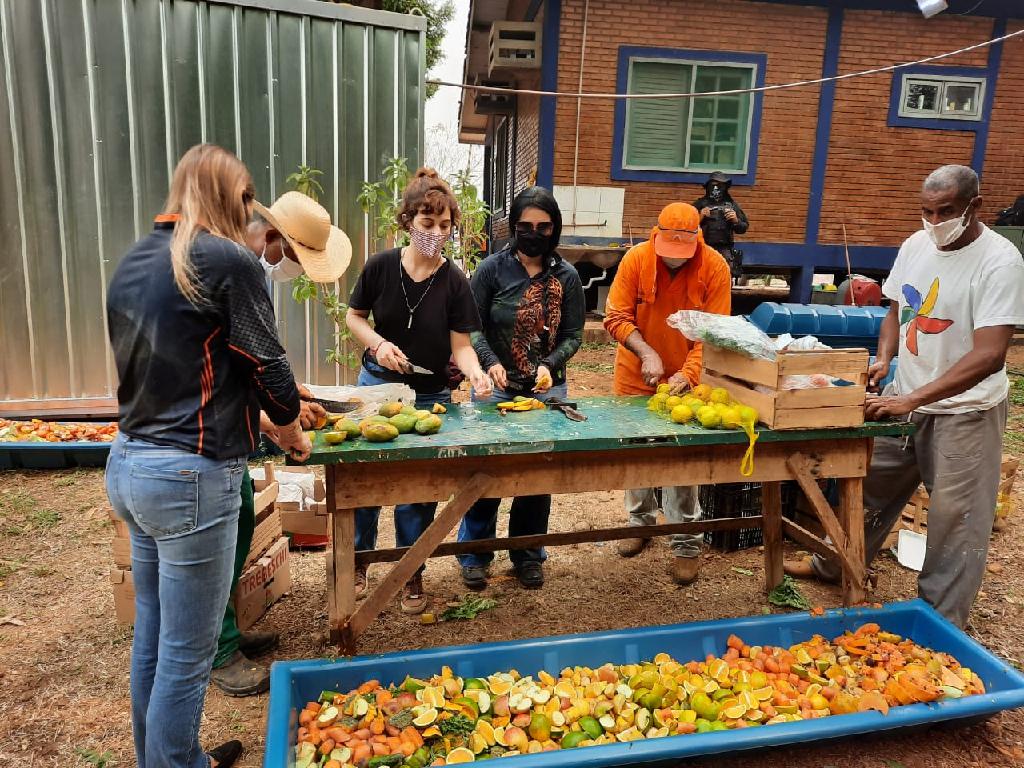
0 0 425 413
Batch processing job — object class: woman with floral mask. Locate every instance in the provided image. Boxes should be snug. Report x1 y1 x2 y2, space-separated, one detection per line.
345 167 492 614
455 186 585 592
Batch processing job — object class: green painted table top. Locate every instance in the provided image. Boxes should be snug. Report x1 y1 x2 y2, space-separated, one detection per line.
298 397 914 466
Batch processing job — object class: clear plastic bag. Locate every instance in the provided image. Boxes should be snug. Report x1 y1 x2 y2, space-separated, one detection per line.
667 310 777 361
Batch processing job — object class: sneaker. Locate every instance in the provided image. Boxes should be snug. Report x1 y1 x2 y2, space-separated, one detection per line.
210 651 269 697
616 537 648 557
400 573 428 615
669 556 700 585
238 630 279 657
461 565 488 592
355 566 368 598
784 556 840 584
515 561 544 589
208 739 243 768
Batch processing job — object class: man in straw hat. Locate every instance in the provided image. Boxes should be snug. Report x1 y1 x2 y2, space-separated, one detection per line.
604 202 732 585
210 192 351 697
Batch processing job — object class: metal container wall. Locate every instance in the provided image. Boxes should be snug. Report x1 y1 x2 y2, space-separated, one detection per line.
0 0 425 412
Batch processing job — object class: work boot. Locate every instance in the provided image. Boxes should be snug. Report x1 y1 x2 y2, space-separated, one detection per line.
515 561 544 590
208 740 243 768
210 651 270 697
669 556 700 585
461 565 488 592
238 630 279 657
354 566 368 598
400 573 428 615
784 557 840 584
617 537 648 557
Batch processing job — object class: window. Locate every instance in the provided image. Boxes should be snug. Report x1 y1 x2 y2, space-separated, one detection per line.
624 59 756 174
898 74 984 121
492 117 509 215
611 48 765 184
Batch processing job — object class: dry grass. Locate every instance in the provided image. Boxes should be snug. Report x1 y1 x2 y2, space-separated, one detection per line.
0 346 1022 767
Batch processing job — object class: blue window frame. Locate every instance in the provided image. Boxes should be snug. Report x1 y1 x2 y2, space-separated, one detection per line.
887 65 988 131
612 46 767 185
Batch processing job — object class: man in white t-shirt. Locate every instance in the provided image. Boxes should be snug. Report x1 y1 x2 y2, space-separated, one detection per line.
786 165 1024 627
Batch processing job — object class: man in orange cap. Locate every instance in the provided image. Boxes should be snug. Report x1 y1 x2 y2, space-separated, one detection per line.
604 202 732 584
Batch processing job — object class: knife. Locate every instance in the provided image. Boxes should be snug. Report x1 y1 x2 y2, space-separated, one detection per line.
404 363 436 376
544 397 587 422
308 397 360 414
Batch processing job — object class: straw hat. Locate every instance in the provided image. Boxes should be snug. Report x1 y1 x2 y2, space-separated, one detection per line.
253 192 351 283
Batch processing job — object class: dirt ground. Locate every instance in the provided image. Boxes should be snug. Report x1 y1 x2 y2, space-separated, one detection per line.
1 343 1023 768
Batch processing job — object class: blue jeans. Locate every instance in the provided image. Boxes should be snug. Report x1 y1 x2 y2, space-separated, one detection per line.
105 434 244 768
354 367 449 572
456 383 567 569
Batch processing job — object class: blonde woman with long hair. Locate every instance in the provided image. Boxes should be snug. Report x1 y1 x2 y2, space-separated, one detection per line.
105 144 310 768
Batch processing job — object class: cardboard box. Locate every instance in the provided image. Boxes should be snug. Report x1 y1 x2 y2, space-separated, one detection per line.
234 535 291 632
111 535 132 569
244 507 283 570
111 567 135 624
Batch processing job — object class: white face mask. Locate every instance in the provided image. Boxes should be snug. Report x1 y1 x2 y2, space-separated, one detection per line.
922 205 971 247
259 244 305 282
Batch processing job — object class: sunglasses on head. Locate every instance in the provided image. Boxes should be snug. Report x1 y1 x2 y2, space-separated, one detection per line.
658 226 698 243
515 221 554 236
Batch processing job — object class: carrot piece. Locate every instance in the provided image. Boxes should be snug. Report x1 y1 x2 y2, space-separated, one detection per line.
325 761 343 768
400 741 417 757
371 734 387 745
371 742 389 756
352 728 372 740
370 716 386 735
401 727 424 748
385 724 401 738
325 727 350 743
299 710 315 727
357 680 381 695
351 744 372 764
376 689 393 707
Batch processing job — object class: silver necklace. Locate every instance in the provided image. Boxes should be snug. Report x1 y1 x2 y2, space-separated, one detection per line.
399 249 443 329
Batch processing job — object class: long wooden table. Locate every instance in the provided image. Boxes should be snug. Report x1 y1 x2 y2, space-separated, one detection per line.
298 397 914 652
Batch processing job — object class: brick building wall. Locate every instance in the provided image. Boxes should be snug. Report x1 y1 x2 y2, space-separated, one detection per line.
552 0 829 242
490 93 541 242
817 11 992 246
981 20 1024 220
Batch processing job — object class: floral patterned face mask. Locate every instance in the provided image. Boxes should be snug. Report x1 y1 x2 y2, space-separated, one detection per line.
409 226 448 260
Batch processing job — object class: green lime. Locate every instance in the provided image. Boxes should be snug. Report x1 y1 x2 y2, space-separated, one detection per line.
579 715 603 740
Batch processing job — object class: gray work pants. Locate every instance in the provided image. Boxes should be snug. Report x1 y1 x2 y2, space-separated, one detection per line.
625 486 703 558
811 400 1007 627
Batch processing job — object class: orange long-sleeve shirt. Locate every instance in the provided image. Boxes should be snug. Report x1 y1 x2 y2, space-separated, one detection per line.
604 238 731 396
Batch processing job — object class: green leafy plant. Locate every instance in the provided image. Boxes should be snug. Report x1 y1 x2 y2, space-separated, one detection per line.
438 713 476 738
285 164 324 202
767 575 812 611
440 594 497 621
76 748 115 768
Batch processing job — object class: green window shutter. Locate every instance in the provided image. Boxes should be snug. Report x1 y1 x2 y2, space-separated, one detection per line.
625 61 691 169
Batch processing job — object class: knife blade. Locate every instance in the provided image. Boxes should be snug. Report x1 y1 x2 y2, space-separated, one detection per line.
309 397 359 414
544 397 587 422
406 363 435 375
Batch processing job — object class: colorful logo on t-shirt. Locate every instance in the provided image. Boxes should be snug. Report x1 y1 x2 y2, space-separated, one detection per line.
901 278 953 355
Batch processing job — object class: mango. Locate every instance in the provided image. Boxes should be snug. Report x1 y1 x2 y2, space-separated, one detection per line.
415 414 443 435
361 422 399 442
432 402 448 414
378 401 404 418
400 404 418 416
323 431 346 445
337 419 361 438
389 413 419 434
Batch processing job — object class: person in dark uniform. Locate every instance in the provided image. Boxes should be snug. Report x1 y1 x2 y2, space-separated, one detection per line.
693 171 749 281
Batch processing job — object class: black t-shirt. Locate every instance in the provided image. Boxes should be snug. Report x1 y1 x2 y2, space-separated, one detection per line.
349 248 481 392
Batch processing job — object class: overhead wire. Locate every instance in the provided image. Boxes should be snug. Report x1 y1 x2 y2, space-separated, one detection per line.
429 26 1024 101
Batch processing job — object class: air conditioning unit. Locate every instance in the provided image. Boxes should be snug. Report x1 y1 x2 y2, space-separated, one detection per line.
473 75 516 115
488 21 541 75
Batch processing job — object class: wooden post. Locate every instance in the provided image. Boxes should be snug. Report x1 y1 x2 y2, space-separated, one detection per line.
340 472 492 650
761 481 783 593
326 467 357 647
839 475 866 604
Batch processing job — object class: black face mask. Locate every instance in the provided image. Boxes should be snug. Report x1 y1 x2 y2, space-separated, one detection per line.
709 186 724 202
516 231 552 258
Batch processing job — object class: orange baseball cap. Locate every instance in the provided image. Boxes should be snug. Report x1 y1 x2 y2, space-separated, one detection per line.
654 202 701 260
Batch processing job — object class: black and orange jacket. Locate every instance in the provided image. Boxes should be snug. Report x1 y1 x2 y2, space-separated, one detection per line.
106 218 300 459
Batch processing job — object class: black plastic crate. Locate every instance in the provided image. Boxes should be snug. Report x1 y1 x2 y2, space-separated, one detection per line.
699 483 799 552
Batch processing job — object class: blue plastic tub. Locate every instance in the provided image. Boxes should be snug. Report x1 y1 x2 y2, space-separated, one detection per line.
747 302 889 354
264 600 1024 767
0 441 111 470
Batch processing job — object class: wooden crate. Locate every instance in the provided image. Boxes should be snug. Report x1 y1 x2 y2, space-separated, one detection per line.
702 345 869 430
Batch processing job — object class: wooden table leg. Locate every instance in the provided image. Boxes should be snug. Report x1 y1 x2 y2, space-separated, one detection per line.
761 481 783 593
839 476 866 605
326 468 356 649
340 472 492 649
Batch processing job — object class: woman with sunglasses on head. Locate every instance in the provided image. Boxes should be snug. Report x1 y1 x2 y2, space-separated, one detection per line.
603 202 731 587
456 186 586 592
105 144 310 768
345 168 492 614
